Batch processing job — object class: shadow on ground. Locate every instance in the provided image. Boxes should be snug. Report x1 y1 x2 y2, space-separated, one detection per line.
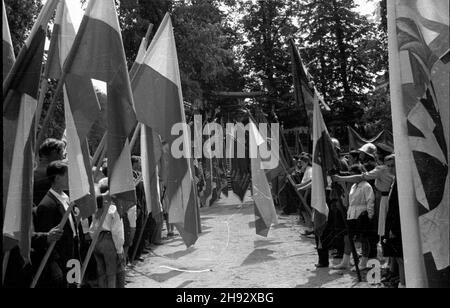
253 239 283 248
294 268 347 288
241 248 276 266
149 270 184 283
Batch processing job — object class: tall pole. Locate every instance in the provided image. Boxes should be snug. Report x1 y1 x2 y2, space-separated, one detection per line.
91 131 107 168
35 72 66 151
387 0 427 288
79 202 110 286
2 251 10 285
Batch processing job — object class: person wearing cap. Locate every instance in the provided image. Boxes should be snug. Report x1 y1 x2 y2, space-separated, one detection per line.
358 143 377 173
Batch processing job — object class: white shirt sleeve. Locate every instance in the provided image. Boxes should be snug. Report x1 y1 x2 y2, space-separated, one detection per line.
365 183 375 218
81 218 90 234
127 205 137 229
301 166 313 184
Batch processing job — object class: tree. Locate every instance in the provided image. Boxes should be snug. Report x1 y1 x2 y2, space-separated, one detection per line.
4 0 43 55
116 0 244 107
117 0 173 68
297 0 387 142
239 0 301 125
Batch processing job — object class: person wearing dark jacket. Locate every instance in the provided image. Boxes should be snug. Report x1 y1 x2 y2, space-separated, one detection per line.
33 138 67 207
35 160 82 288
381 157 405 288
314 138 349 268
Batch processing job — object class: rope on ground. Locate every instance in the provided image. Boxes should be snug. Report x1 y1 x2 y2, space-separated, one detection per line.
127 202 247 276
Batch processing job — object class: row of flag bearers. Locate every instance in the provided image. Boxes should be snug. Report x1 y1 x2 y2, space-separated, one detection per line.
287 0 449 288
2 0 202 287
2 0 278 288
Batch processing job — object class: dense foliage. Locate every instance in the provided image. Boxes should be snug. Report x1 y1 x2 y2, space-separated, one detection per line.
4 0 391 150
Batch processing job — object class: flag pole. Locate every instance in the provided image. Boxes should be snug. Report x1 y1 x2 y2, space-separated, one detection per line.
34 78 50 141
386 0 427 288
129 123 141 150
35 71 66 150
130 212 150 264
30 202 75 288
79 202 110 287
247 110 312 217
2 251 10 285
91 131 107 168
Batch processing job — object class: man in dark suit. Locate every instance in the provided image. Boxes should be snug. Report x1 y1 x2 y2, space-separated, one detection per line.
35 160 82 288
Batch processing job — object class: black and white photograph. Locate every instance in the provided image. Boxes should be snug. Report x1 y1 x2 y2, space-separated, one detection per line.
2 0 449 292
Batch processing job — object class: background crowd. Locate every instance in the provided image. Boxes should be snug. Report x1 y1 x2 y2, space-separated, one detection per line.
280 138 404 287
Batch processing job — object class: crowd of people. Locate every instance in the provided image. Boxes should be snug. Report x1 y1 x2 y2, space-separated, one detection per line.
4 133 405 288
4 138 177 288
279 137 404 287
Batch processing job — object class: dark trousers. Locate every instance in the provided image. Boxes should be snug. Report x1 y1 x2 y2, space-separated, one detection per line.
3 247 33 288
315 235 330 267
93 232 118 288
129 210 145 261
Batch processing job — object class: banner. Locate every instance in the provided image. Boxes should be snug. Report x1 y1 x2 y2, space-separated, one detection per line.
387 0 449 287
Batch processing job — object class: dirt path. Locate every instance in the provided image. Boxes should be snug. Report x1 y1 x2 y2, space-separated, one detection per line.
126 192 375 288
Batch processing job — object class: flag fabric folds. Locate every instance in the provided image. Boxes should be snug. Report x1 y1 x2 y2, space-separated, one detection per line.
347 126 394 152
311 91 340 237
63 0 136 210
289 38 315 129
2 0 14 82
132 31 163 220
2 0 15 212
249 120 278 237
388 0 449 287
140 124 163 219
47 0 99 219
200 155 213 207
2 0 59 260
132 13 199 247
230 143 251 202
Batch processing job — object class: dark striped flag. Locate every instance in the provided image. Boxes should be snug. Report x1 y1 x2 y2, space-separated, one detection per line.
63 0 137 210
2 0 59 260
131 13 199 247
347 126 394 152
2 0 14 82
311 90 340 237
388 0 449 287
289 38 314 128
132 32 164 220
200 155 213 207
249 120 278 237
47 0 99 219
140 124 163 219
2 0 15 214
